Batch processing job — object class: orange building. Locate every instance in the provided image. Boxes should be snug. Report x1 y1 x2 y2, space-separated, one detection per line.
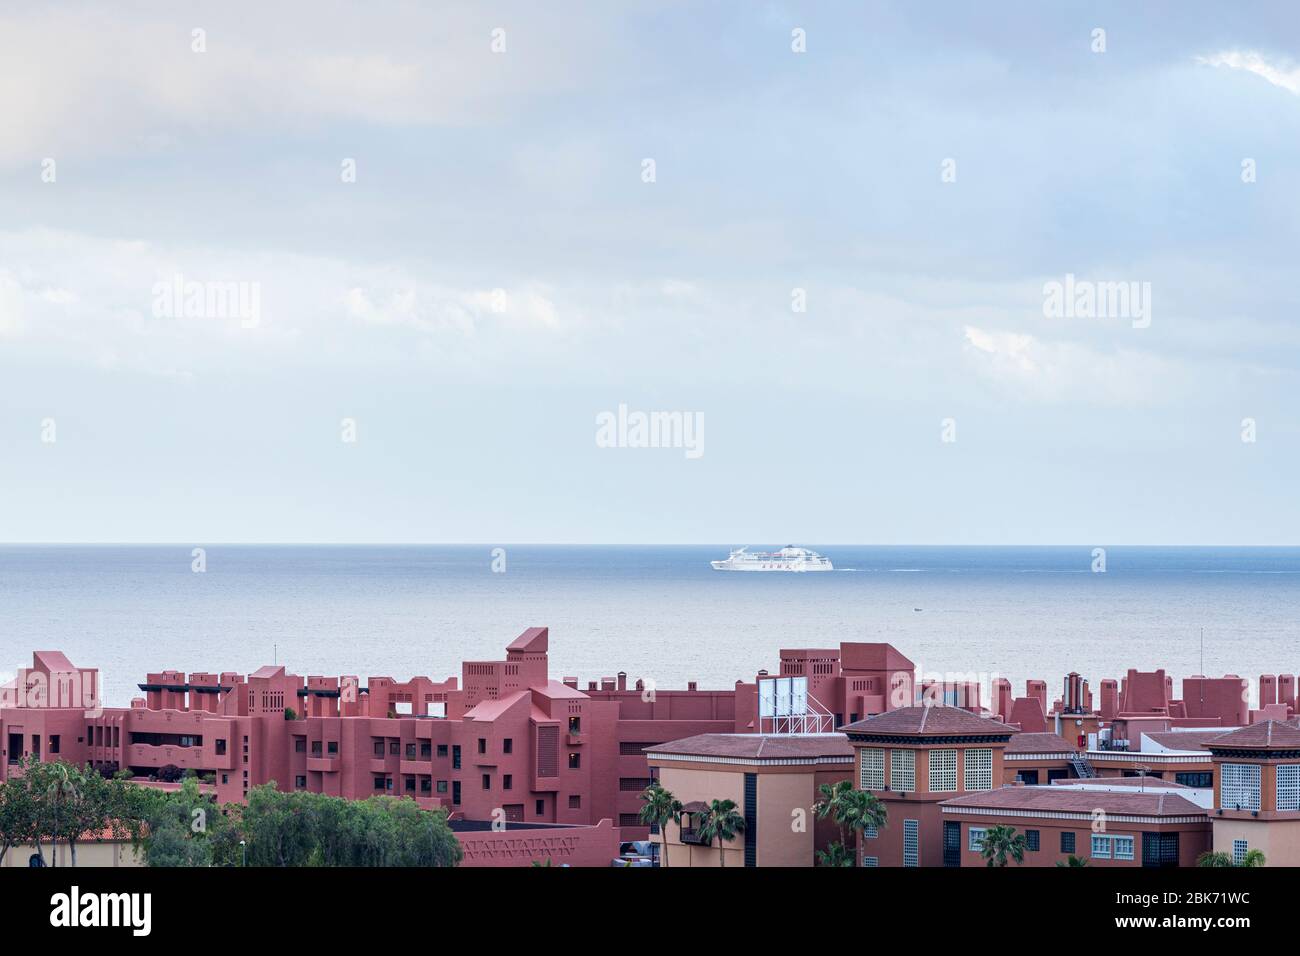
842 705 1016 867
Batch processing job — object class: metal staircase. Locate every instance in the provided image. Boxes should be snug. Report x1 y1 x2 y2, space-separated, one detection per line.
1069 754 1098 778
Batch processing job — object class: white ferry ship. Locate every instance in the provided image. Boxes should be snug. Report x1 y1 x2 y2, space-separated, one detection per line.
710 546 833 572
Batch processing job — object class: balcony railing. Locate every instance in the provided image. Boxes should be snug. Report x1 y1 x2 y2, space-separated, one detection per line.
679 827 711 846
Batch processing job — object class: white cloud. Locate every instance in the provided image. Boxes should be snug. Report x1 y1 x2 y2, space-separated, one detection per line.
1196 50 1300 96
962 325 1178 405
0 3 600 166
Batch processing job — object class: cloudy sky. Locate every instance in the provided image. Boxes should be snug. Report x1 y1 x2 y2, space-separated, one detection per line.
2 0 1299 544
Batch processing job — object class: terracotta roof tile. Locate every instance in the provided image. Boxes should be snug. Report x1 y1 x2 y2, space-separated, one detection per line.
1205 719 1300 750
842 705 1016 738
941 786 1206 818
644 733 852 760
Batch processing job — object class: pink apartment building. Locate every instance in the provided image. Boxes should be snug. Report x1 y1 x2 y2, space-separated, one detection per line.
7 631 1299 865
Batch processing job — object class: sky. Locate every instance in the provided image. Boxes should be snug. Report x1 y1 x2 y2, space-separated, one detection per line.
2 0 1299 544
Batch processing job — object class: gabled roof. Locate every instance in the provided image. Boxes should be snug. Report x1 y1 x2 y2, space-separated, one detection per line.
507 627 549 654
1205 719 1300 751
463 690 532 722
842 705 1016 738
33 650 78 672
644 733 852 761
838 642 916 673
942 786 1206 818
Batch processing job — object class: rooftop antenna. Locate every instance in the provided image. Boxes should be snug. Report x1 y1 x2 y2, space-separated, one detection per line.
274 643 277 666
1199 628 1204 713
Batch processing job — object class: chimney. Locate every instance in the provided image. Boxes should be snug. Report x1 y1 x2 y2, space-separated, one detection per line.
617 672 627 691
562 677 578 689
635 679 645 692
687 681 698 692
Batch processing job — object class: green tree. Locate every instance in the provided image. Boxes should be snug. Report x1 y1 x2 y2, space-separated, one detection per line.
812 781 886 866
1056 854 1088 867
22 758 112 867
0 776 37 866
695 798 745 868
637 782 682 868
1197 849 1265 867
978 825 1027 867
816 841 853 867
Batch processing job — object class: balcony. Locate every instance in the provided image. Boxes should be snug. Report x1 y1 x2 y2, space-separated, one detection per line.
127 743 207 770
679 827 712 846
566 733 584 746
306 756 339 773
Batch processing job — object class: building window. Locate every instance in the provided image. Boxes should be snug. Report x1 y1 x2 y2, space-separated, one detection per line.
1278 765 1300 811
373 741 385 757
903 819 919 867
968 826 987 852
389 741 399 755
963 748 993 791
1113 836 1135 861
405 776 415 792
436 780 448 794
482 773 491 790
929 749 957 792
295 776 306 789
452 745 461 769
890 749 916 792
535 799 545 815
1221 763 1262 811
452 781 461 805
437 744 448 758
859 748 885 791
569 795 581 809
1061 831 1076 854
862 825 878 839
327 741 337 755
568 752 580 769
569 716 581 734
503 738 513 754
503 774 512 791
421 777 432 793
1233 839 1248 864
1174 771 1212 788
420 742 431 758
1091 834 1112 859
373 776 386 792
862 856 879 867
218 739 230 755
478 738 487 755
1026 829 1040 851
406 743 416 760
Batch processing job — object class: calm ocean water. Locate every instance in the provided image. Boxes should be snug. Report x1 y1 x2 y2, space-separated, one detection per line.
2 545 1299 707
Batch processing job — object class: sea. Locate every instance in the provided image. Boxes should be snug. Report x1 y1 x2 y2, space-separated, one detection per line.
2 545 1298 707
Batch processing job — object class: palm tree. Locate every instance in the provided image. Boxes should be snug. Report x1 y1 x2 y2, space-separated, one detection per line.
696 798 745 868
813 781 886 865
1197 849 1266 867
978 825 1027 867
1056 854 1088 867
840 788 887 863
816 841 853 867
637 782 682 868
812 781 852 848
